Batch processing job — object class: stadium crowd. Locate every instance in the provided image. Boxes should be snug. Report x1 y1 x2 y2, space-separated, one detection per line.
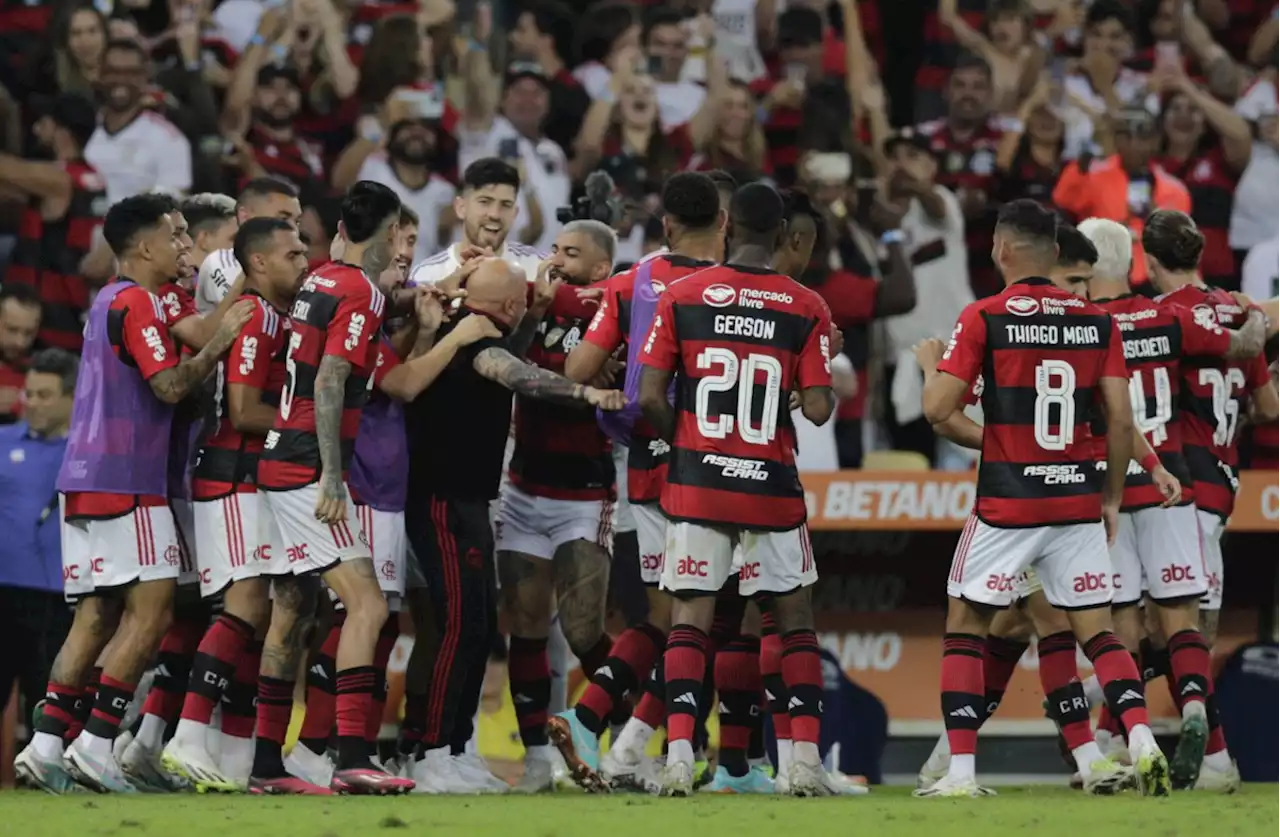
0 0 1275 800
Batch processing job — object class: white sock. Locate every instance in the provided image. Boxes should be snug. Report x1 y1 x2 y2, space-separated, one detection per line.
1071 741 1105 774
1127 723 1158 757
31 731 64 760
1203 749 1232 771
1081 675 1104 707
924 732 951 770
792 741 820 766
218 733 253 780
612 718 655 755
668 738 695 767
78 731 114 758
134 712 166 751
948 753 976 780
775 739 793 775
525 744 553 762
1182 700 1207 721
172 717 208 748
1094 728 1113 751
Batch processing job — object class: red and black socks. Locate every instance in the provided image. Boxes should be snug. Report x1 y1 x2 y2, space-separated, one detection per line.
253 675 295 778
940 633 986 758
1037 632 1092 750
365 618 400 747
84 675 137 743
140 614 205 728
508 635 552 748
982 635 1029 720
34 682 82 744
663 625 709 759
221 640 262 741
180 614 254 727
780 630 824 750
715 634 762 777
761 620 791 746
1166 629 1211 710
298 617 342 756
575 623 664 736
632 658 666 730
1084 632 1149 734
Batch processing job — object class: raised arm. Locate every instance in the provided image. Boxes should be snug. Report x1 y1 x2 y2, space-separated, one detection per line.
380 314 502 401
938 0 992 55
149 300 254 404
473 345 602 407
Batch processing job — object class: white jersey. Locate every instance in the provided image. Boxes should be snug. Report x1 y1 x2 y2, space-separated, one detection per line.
355 152 457 263
408 240 544 286
195 248 241 314
85 111 192 206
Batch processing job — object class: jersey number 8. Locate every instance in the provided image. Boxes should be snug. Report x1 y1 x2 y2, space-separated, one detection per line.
1034 360 1077 451
695 348 783 445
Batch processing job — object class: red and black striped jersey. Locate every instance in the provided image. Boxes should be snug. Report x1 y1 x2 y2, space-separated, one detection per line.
193 293 290 500
639 264 833 531
1154 148 1240 286
258 262 385 491
6 160 107 351
1094 294 1231 511
509 283 614 501
585 254 718 505
937 278 1125 527
1160 284 1270 519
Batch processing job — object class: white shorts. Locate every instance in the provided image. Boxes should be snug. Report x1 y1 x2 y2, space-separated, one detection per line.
633 503 666 585
659 521 817 597
947 515 1113 610
259 483 369 576
355 504 406 598
494 482 613 560
1197 509 1225 611
1015 568 1043 600
1109 505 1207 606
61 502 182 599
171 499 199 588
192 492 290 597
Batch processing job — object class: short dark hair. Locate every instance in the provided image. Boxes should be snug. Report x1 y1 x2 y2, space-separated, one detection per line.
29 347 78 394
341 181 402 244
730 183 785 236
1086 0 1134 33
996 198 1057 245
776 7 824 49
525 0 575 64
102 192 177 256
577 2 638 65
461 158 521 194
238 177 299 209
705 169 738 197
1142 209 1205 272
661 172 721 230
952 51 992 79
399 205 421 229
180 194 237 238
103 37 147 62
233 217 296 274
782 189 821 230
642 7 685 43
1056 225 1099 266
0 283 42 312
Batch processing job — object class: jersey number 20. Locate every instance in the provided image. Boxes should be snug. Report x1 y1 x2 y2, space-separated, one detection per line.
695 348 783 444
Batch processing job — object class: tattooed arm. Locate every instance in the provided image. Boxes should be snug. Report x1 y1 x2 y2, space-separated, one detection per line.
506 312 541 359
472 346 588 405
314 355 351 505
148 299 254 404
638 364 675 441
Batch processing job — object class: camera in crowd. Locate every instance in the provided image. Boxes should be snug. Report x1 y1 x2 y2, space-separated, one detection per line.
556 171 624 228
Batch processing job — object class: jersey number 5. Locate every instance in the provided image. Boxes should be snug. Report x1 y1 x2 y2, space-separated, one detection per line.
695 348 783 445
1199 367 1247 446
279 331 303 420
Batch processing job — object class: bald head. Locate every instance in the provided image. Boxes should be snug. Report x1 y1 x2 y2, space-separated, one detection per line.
465 257 528 326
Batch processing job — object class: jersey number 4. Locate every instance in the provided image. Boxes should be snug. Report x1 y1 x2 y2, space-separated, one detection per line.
1129 367 1173 447
695 348 783 445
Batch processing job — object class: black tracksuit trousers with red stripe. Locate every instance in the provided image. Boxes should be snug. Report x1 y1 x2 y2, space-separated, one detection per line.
405 494 498 752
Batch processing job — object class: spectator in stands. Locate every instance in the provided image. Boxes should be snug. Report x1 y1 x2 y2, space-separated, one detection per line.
881 127 972 465
2 93 107 351
1150 61 1253 289
938 0 1042 114
689 79 771 184
507 0 590 155
43 3 107 102
0 348 78 737
230 65 325 188
83 39 192 206
918 53 1011 297
994 79 1066 205
1230 69 1278 272
179 193 238 273
573 2 641 101
1053 106 1192 288
459 63 567 253
642 7 708 128
0 286 41 424
354 14 439 114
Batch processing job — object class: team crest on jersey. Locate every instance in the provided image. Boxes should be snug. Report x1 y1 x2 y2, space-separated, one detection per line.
970 150 995 176
380 560 396 581
651 280 666 293
702 284 735 307
1192 304 1218 329
562 326 581 351
1005 296 1039 316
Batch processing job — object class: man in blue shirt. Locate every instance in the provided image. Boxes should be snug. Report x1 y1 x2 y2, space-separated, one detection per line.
0 348 77 735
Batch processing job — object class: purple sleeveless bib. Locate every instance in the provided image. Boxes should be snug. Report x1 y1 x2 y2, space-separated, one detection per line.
597 261 673 445
350 394 409 512
57 281 175 495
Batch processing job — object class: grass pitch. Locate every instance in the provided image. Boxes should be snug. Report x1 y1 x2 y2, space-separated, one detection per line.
2 785 1276 837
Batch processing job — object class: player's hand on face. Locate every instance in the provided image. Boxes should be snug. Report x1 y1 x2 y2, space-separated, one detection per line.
314 475 348 524
450 313 503 346
1152 465 1182 507
532 260 561 312
458 244 493 263
415 289 445 332
913 337 946 371
1101 501 1119 547
585 386 627 410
